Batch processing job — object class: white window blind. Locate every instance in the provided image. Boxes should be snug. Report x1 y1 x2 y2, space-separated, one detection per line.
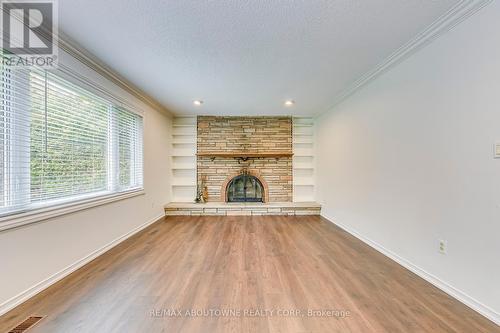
0 66 143 218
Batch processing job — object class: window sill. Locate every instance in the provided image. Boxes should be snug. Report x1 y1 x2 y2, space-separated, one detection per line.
0 189 145 232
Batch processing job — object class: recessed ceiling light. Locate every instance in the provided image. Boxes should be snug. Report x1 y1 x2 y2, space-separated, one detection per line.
284 100 295 106
193 100 203 106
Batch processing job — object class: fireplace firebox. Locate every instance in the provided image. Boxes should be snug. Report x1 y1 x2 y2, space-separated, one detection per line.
226 172 264 202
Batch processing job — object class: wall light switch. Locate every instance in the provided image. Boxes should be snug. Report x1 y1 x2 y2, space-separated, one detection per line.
495 143 500 159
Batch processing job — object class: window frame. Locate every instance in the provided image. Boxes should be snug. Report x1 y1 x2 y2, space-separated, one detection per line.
0 66 145 230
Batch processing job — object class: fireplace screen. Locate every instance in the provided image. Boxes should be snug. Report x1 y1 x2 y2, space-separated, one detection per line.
227 174 263 202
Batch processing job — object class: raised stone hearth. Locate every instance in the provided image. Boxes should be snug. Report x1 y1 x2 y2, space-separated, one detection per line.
164 202 321 216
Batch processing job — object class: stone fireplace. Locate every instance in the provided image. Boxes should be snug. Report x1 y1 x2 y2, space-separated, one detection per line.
197 116 293 202
165 116 321 216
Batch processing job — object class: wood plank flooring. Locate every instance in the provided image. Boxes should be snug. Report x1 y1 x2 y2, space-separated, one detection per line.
0 216 498 332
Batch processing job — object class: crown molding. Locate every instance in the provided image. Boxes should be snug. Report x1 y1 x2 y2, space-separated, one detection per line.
322 0 493 113
57 32 172 117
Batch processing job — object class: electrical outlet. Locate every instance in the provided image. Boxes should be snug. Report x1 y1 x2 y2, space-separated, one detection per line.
495 143 500 158
439 239 447 254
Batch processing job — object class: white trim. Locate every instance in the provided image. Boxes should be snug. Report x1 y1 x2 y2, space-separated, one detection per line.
0 212 164 316
323 0 493 112
0 190 145 232
320 213 500 326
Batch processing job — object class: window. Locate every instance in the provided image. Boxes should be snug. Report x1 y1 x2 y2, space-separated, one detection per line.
0 66 143 218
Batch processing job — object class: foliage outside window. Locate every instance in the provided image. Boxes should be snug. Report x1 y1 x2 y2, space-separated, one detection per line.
0 66 143 218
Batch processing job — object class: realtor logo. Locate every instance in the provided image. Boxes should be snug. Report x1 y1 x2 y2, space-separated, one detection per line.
1 0 58 67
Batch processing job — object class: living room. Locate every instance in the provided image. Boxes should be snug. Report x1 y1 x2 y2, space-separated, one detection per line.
0 1 499 332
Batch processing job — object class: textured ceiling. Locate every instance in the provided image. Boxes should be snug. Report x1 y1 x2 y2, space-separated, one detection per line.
59 0 459 116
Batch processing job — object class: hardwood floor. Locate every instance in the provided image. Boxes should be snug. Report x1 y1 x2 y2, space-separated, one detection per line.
1 216 498 332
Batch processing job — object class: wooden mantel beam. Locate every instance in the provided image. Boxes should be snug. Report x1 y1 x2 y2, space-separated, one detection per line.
196 152 293 159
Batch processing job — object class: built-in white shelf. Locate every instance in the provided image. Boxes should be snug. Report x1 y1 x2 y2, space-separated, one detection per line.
293 117 315 202
173 126 196 136
172 182 197 187
294 144 314 157
172 148 196 156
171 117 197 202
172 164 196 170
293 137 313 144
173 137 197 144
173 124 196 127
294 166 315 170
293 129 313 136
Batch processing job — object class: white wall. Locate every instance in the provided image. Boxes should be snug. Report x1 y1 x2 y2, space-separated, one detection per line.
0 49 172 313
316 3 500 323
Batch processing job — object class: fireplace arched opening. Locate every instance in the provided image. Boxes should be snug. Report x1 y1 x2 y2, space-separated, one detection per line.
226 174 264 202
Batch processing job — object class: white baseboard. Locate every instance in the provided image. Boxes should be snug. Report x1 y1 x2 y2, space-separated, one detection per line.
321 213 500 326
0 213 165 317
